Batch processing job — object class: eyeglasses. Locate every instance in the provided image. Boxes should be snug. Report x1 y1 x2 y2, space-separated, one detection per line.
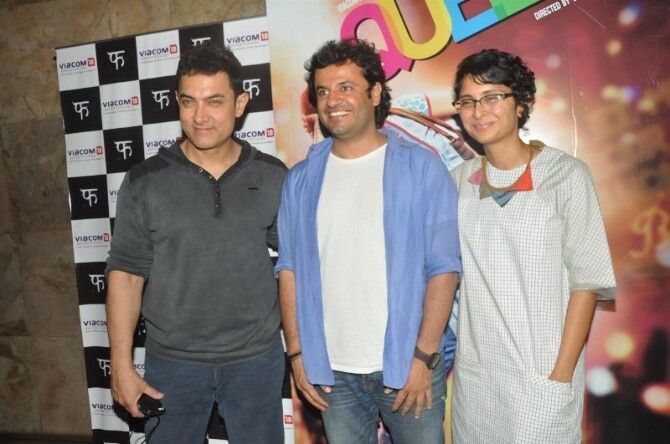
452 93 514 112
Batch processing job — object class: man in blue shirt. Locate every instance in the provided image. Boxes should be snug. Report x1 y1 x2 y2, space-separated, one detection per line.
275 39 461 443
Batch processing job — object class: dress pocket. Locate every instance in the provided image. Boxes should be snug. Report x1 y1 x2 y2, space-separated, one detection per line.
515 373 578 443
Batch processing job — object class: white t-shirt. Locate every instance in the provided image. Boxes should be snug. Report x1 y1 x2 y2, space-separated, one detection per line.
316 144 388 373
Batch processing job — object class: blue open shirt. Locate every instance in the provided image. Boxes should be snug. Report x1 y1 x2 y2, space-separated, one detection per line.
275 132 461 389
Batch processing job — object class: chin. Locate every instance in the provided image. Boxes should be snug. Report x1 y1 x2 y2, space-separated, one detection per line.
467 130 497 146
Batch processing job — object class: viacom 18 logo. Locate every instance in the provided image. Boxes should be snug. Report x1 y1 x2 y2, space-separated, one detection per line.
226 31 269 48
82 317 107 332
58 57 96 74
67 145 104 162
139 43 179 60
101 96 140 113
91 402 115 415
74 232 110 248
144 136 178 157
88 388 127 429
236 128 275 140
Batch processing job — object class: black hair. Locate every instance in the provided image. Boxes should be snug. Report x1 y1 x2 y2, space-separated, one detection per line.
305 39 391 128
454 49 536 128
175 42 244 96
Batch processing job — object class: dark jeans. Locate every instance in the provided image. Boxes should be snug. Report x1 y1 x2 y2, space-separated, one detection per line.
143 343 285 443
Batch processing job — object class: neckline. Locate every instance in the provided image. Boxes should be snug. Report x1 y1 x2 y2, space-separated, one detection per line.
329 143 387 163
481 144 539 192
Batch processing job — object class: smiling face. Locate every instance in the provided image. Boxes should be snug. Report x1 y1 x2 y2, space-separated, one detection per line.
176 72 249 152
458 75 524 150
314 60 381 144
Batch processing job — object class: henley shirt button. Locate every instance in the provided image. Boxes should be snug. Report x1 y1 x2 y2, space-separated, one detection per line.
198 167 203 173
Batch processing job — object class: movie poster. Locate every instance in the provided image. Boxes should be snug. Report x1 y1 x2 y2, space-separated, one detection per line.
266 1 670 442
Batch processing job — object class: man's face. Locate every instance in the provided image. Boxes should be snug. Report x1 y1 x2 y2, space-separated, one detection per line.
457 75 522 149
176 72 249 151
314 61 381 143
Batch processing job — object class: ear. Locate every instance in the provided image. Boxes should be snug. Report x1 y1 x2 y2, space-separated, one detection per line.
516 103 524 119
235 92 250 117
370 82 382 107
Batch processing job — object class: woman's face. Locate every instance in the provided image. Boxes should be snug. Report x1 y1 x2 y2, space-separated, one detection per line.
457 75 523 149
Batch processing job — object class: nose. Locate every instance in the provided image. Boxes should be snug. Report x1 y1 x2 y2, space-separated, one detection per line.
472 100 486 118
193 102 208 123
326 90 344 108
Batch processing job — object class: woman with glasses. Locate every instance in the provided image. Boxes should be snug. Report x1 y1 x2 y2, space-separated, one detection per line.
449 49 616 443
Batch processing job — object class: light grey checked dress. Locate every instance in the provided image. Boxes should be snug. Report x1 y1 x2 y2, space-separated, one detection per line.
450 145 616 443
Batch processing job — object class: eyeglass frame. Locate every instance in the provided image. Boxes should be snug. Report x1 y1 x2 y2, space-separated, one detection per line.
452 92 515 112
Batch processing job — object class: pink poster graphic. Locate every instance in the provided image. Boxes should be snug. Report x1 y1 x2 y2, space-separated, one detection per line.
266 1 670 442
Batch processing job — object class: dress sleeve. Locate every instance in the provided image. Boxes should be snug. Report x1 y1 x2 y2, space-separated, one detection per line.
105 172 153 278
562 160 617 300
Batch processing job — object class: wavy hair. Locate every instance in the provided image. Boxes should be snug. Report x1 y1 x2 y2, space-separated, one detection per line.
305 39 391 128
454 49 536 128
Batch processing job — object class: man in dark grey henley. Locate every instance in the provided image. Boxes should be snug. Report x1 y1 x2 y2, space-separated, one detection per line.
105 42 286 443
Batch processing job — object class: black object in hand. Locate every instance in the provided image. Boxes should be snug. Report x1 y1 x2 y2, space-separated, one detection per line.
137 393 165 418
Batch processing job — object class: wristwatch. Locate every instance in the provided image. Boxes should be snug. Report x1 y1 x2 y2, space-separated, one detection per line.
414 347 441 370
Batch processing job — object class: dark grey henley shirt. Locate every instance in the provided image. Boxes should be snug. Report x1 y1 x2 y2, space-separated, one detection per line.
106 140 287 365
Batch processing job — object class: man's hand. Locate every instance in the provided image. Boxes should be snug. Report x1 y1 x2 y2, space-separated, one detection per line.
390 359 432 418
290 358 329 412
111 364 163 418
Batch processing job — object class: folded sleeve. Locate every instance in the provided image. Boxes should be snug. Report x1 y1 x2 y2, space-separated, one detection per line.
423 156 462 281
562 161 617 300
273 174 294 277
105 172 153 278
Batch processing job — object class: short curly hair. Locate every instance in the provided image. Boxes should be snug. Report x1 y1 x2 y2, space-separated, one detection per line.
305 39 391 128
453 49 536 128
175 42 244 96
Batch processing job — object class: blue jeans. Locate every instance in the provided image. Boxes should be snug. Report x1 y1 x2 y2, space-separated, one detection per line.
319 359 446 444
143 342 285 443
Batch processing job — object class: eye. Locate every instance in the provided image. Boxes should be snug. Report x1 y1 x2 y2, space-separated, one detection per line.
316 89 328 98
209 99 224 106
459 99 475 108
481 94 503 106
341 85 353 92
179 98 194 108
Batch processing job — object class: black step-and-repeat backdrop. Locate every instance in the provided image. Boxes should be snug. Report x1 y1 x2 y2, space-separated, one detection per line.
57 16 294 443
